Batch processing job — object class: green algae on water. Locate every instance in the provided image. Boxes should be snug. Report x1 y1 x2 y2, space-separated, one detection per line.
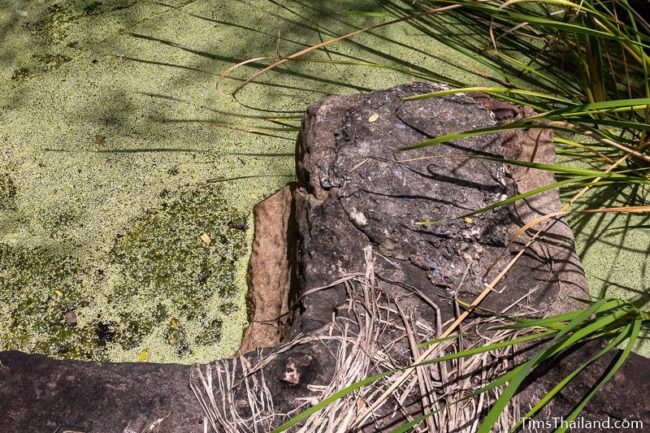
107 184 247 356
0 173 17 210
0 244 98 359
0 183 249 362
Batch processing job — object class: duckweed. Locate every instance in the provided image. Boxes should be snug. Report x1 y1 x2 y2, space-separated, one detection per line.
0 183 249 361
106 184 247 355
0 174 17 211
195 318 224 346
0 244 98 359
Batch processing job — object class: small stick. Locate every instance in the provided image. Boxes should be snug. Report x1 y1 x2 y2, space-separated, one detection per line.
397 302 437 433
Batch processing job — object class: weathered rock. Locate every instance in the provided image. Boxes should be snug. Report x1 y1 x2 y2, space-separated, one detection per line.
292 82 586 337
0 351 203 433
240 184 297 354
474 95 587 314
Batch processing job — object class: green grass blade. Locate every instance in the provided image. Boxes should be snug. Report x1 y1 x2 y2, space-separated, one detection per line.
540 98 650 119
506 12 649 48
476 299 621 433
513 325 632 431
270 369 395 432
505 310 585 329
416 333 461 348
456 176 593 219
554 317 642 433
403 86 574 104
399 123 524 150
474 155 634 177
506 300 626 329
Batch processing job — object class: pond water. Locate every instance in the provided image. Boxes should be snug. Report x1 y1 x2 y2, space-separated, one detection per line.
1 0 647 362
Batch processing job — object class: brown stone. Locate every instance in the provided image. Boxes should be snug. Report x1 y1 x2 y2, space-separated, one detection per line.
239 184 297 354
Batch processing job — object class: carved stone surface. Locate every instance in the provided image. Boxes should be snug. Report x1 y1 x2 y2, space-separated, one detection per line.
292 83 586 336
240 184 297 354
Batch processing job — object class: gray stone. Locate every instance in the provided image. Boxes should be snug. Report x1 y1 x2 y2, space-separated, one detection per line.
293 83 586 337
0 351 203 433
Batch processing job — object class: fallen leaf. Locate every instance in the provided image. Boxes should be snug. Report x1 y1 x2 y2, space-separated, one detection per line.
200 233 211 245
54 290 64 297
138 348 149 362
95 134 106 146
170 317 179 327
368 113 379 122
464 216 474 224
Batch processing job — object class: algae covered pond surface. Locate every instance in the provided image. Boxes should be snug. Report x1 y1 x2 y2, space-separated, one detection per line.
1 0 648 363
0 0 481 362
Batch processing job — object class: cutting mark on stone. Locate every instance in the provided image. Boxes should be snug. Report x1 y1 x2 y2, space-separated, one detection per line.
282 361 300 385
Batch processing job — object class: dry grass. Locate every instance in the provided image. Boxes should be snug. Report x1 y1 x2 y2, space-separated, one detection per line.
190 246 533 433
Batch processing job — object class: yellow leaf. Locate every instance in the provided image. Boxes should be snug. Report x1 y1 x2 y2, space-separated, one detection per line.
464 216 474 224
170 317 179 327
54 290 64 297
368 113 379 122
138 348 149 362
200 233 211 246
